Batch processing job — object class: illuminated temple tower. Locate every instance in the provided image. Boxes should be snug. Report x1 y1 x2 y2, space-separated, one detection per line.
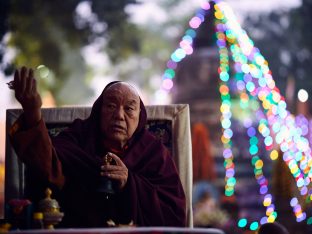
172 2 223 166
170 3 304 232
165 1 312 232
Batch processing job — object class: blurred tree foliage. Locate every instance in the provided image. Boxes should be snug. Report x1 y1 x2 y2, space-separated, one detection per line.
244 0 312 112
90 0 192 102
0 0 142 105
0 0 9 68
1 0 220 105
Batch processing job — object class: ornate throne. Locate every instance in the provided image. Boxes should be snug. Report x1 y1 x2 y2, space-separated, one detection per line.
5 104 193 227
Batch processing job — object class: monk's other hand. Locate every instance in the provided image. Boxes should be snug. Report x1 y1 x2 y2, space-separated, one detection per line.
101 152 128 190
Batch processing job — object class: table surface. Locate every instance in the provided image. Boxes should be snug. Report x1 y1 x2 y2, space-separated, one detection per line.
8 227 225 234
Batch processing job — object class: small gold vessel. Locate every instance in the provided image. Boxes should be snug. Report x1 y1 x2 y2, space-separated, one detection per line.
38 188 64 229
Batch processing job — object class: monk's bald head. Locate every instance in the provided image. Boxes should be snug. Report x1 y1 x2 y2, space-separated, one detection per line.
100 82 141 149
104 82 140 97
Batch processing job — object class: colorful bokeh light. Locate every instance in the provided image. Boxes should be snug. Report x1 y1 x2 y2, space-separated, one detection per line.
161 0 312 228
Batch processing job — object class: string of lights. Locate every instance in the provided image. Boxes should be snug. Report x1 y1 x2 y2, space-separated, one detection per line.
216 0 312 223
229 37 279 227
215 16 236 198
160 0 312 228
160 1 211 92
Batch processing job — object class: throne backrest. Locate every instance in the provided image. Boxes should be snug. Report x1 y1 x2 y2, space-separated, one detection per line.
5 104 193 227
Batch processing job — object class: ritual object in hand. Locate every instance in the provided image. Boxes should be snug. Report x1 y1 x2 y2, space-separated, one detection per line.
97 153 115 196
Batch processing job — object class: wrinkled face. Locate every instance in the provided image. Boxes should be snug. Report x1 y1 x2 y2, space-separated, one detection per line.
100 82 140 149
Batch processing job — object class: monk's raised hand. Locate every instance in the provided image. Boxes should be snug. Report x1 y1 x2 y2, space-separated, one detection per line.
101 152 128 190
13 67 42 112
10 67 42 127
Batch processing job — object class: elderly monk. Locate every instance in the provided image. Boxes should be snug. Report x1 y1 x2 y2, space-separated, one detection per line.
9 67 186 227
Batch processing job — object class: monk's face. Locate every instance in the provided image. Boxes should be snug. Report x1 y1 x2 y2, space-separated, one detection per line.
101 82 140 149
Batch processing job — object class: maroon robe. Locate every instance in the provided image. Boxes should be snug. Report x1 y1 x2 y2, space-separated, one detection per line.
10 82 186 227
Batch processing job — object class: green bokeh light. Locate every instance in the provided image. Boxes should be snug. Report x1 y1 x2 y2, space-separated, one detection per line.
238 218 247 228
249 145 259 155
225 190 234 196
250 221 259 231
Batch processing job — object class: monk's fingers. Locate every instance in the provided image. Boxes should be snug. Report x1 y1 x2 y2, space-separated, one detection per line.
14 68 27 98
105 172 128 189
12 70 20 92
20 67 30 93
15 67 33 94
100 171 125 177
13 69 21 86
31 78 38 93
109 173 127 182
28 69 38 91
28 68 34 78
101 164 128 173
27 68 36 92
101 168 127 183
20 66 28 79
25 73 34 94
100 167 128 189
103 170 127 177
108 153 125 167
27 76 39 97
100 166 128 176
